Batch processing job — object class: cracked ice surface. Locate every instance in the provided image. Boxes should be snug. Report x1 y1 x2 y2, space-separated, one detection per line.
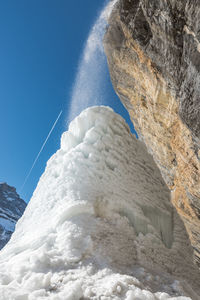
0 106 199 299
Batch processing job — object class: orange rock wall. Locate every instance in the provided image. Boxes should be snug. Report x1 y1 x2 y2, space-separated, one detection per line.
104 15 200 265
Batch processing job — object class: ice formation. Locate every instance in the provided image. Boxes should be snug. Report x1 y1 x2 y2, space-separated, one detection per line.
0 107 199 299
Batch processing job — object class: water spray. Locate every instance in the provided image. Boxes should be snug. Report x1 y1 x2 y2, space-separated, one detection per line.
67 0 118 123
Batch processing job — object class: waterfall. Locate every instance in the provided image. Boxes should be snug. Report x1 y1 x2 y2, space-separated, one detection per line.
67 0 118 123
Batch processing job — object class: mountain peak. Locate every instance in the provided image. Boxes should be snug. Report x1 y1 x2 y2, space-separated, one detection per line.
0 182 16 194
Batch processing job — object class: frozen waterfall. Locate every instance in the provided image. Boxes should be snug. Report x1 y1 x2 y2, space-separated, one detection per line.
0 107 199 299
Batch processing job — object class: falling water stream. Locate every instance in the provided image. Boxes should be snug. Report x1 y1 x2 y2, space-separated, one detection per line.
67 0 118 123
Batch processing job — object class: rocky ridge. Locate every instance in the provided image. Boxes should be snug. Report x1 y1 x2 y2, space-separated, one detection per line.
0 182 26 249
104 0 200 266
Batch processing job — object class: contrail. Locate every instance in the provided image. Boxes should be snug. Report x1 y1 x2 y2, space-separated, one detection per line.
20 110 63 192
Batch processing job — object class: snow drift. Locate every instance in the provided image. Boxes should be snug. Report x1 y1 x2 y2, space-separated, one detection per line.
0 106 199 299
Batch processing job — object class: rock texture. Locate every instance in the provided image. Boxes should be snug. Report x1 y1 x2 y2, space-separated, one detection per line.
0 183 26 250
104 0 200 266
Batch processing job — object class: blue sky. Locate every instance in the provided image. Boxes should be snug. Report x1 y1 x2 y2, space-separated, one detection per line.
0 0 135 202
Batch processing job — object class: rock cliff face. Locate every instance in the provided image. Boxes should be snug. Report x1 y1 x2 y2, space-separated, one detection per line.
104 0 200 266
0 183 26 249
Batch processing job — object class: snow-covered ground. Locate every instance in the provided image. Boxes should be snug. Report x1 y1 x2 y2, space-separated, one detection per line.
0 106 199 299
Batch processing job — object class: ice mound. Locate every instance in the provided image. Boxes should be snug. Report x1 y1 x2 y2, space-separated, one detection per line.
0 106 199 299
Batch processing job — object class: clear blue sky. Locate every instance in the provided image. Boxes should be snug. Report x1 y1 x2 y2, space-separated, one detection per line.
0 0 135 203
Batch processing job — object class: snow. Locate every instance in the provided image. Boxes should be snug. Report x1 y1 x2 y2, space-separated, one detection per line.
0 106 199 299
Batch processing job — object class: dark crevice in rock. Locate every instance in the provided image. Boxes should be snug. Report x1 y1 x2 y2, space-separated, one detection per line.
131 6 152 47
